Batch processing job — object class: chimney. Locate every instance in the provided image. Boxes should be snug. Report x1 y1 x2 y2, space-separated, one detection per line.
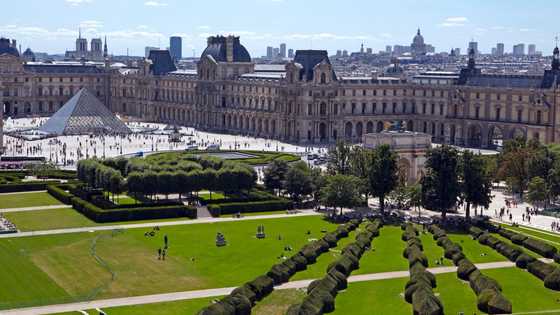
11 39 16 49
226 36 234 62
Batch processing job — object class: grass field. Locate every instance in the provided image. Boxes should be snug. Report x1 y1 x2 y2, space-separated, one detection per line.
502 223 560 247
0 192 62 209
0 216 333 309
4 208 96 231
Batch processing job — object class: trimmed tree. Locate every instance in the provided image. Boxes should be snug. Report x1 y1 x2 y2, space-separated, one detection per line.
320 174 362 215
284 162 313 203
461 151 493 219
264 159 289 195
367 144 398 214
421 145 460 220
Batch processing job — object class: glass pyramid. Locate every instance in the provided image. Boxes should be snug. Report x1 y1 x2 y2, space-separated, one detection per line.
40 88 131 135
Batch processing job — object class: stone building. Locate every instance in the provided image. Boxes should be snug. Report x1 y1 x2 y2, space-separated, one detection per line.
1 35 560 155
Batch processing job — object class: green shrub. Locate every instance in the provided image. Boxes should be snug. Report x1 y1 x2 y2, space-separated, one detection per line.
246 275 274 301
411 285 444 315
469 271 501 295
221 294 252 315
197 300 235 315
527 260 556 281
457 259 477 280
469 226 484 238
71 196 196 222
207 199 292 216
511 234 528 245
487 291 512 314
0 181 60 193
47 185 73 204
230 284 257 304
523 238 557 258
515 253 536 269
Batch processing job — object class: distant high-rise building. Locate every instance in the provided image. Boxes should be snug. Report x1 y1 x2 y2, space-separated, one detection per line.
496 43 504 56
468 41 478 55
491 48 497 56
513 43 525 56
170 36 182 61
336 50 342 57
266 46 273 59
528 44 536 56
280 43 287 58
454 48 461 56
273 47 280 59
342 50 348 57
366 47 373 54
145 46 158 58
288 48 294 58
386 45 392 54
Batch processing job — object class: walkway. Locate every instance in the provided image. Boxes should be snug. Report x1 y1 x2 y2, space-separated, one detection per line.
0 205 72 213
0 260 530 315
0 210 320 239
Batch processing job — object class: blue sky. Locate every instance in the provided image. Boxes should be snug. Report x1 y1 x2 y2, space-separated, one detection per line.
1 0 557 57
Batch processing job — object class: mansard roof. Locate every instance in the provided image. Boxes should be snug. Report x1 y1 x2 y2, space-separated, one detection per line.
23 64 104 74
293 50 336 82
0 38 19 57
148 50 177 76
200 36 251 63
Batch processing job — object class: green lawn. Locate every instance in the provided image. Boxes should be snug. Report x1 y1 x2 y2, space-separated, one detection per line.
252 288 307 315
4 208 96 231
0 192 62 209
198 191 226 201
502 223 560 247
291 227 359 280
447 233 506 263
352 225 409 275
486 267 560 314
0 216 334 309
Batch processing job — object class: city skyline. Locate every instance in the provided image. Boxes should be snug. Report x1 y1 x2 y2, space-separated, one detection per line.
1 0 558 57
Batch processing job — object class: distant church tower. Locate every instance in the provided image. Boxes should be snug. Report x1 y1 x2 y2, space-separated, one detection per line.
76 28 88 57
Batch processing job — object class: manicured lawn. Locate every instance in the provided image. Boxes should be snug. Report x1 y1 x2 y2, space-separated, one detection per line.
353 225 408 275
502 224 560 247
485 267 560 313
447 233 506 263
198 191 226 201
0 216 334 309
0 192 62 209
332 277 411 314
433 272 478 315
418 229 453 267
253 288 307 315
53 297 218 315
4 208 96 231
291 227 359 280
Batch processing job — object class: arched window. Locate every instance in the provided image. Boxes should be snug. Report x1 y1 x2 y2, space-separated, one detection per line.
320 73 327 84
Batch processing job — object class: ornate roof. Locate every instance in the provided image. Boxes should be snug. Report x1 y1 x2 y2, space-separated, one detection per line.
200 36 251 63
293 50 336 82
148 50 177 76
0 38 19 57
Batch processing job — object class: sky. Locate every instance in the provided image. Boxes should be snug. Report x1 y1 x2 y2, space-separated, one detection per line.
1 0 558 57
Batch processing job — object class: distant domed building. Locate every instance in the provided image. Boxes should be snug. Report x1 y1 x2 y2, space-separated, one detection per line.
22 48 36 62
411 29 427 56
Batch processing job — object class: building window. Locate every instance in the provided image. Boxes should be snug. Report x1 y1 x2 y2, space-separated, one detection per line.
431 104 435 115
392 103 397 113
308 104 312 115
439 104 443 115
537 111 542 124
517 109 522 122
496 108 501 121
475 107 480 119
382 103 387 114
422 103 426 114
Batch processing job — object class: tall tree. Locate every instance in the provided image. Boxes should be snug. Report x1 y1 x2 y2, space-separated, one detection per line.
367 144 398 214
284 162 314 203
527 176 548 210
461 151 493 219
327 140 352 175
320 174 362 215
263 159 289 195
421 145 460 220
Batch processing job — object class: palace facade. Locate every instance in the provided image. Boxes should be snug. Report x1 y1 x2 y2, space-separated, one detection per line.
2 35 560 155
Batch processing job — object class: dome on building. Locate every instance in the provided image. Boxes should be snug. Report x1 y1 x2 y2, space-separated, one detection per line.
200 35 251 63
0 38 20 57
412 29 425 46
22 48 36 62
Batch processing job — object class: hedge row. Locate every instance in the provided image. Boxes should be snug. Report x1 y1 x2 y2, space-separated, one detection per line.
287 219 383 315
402 223 443 315
430 225 512 314
200 189 279 205
472 226 560 292
0 181 60 193
197 219 363 315
46 185 74 204
71 196 197 222
207 199 293 217
495 227 557 258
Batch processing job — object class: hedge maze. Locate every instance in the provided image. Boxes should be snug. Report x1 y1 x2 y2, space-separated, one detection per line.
471 224 560 292
401 223 443 315
429 225 512 314
197 219 362 315
286 219 383 314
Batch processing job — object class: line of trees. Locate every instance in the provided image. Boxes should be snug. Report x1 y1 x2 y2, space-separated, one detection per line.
263 160 325 204
77 159 124 201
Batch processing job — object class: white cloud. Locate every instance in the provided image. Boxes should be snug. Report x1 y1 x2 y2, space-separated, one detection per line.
65 0 93 6
439 16 469 27
144 1 168 7
197 25 211 30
